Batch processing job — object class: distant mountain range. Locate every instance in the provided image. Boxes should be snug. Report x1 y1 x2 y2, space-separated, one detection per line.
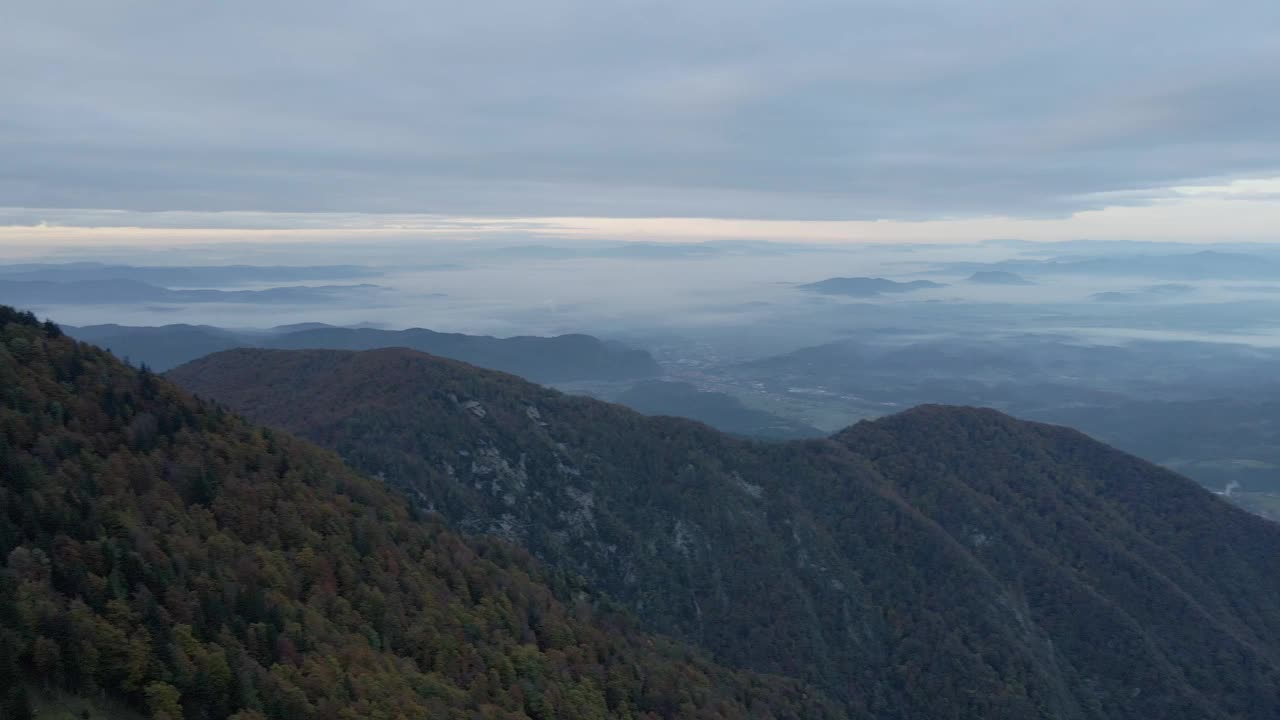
967 270 1035 285
168 345 1280 719
797 277 946 297
66 323 247 371
0 262 383 286
263 326 662 382
1028 395 1280 500
614 380 823 440
727 335 1280 503
0 277 382 305
494 241 829 261
62 322 662 382
946 250 1280 281
1091 284 1196 303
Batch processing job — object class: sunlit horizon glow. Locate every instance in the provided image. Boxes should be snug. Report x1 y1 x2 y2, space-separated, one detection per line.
1 176 1278 259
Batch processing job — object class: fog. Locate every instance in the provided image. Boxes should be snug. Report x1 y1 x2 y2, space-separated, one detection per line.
7 237 1280 514
12 238 1280 349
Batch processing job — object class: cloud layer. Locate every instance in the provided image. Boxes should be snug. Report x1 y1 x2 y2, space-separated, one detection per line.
5 0 1280 219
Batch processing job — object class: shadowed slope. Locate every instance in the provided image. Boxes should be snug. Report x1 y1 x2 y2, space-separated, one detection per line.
171 347 1280 719
0 306 842 720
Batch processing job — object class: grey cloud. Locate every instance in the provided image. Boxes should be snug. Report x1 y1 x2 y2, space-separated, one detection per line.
3 0 1279 219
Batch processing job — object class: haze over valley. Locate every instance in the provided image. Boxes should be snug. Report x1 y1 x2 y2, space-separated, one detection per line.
6 1 1280 718
7 241 1280 516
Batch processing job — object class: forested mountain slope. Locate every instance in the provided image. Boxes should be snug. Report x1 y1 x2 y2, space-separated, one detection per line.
171 346 1280 720
0 306 842 720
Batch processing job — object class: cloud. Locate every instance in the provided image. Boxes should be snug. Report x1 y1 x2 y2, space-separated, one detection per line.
3 0 1280 219
4 178 1280 262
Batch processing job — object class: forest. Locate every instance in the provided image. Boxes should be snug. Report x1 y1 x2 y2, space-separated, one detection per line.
0 306 841 719
169 345 1280 720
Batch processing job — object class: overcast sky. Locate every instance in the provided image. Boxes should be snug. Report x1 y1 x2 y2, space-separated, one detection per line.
4 0 1280 244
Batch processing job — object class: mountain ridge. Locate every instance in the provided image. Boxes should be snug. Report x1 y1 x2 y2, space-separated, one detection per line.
169 345 1280 719
0 304 842 720
0 277 381 305
797 277 945 297
62 322 662 381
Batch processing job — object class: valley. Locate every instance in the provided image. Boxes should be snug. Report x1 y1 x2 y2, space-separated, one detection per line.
8 5 1280 717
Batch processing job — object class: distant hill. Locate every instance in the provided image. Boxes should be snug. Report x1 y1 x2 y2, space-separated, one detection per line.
0 277 380 305
261 326 662 382
64 323 244 371
0 262 382 286
1028 394 1280 495
1091 283 1196 303
967 270 1034 285
0 305 841 720
171 345 1280 719
728 335 1280 505
797 277 945 297
614 380 824 440
268 321 340 333
62 323 662 382
947 250 1280 281
1091 291 1143 302
493 241 804 261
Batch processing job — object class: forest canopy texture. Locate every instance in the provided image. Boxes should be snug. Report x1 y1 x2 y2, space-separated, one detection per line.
0 306 840 720
170 346 1280 720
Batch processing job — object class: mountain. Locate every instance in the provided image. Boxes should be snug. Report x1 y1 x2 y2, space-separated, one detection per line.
492 242 806 261
946 250 1280 281
797 277 945 297
0 263 382 286
967 271 1034 285
0 278 380 305
1090 283 1197 303
0 305 841 720
497 243 724 260
61 323 663 381
65 324 245 371
268 322 340 333
261 327 662 383
170 346 1280 720
613 380 824 440
1027 395 1280 495
721 336 1280 509
730 335 1280 408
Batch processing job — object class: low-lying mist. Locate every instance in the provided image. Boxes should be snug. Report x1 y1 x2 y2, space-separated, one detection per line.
7 237 1280 515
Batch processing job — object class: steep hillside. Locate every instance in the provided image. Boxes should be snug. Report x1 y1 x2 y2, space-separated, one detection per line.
171 347 1280 720
0 306 842 720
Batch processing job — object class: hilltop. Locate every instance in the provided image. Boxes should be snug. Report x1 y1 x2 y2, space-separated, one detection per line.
171 346 1280 719
0 306 840 720
796 277 945 297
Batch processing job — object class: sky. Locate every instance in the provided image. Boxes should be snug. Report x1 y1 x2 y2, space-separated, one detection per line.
4 0 1280 251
